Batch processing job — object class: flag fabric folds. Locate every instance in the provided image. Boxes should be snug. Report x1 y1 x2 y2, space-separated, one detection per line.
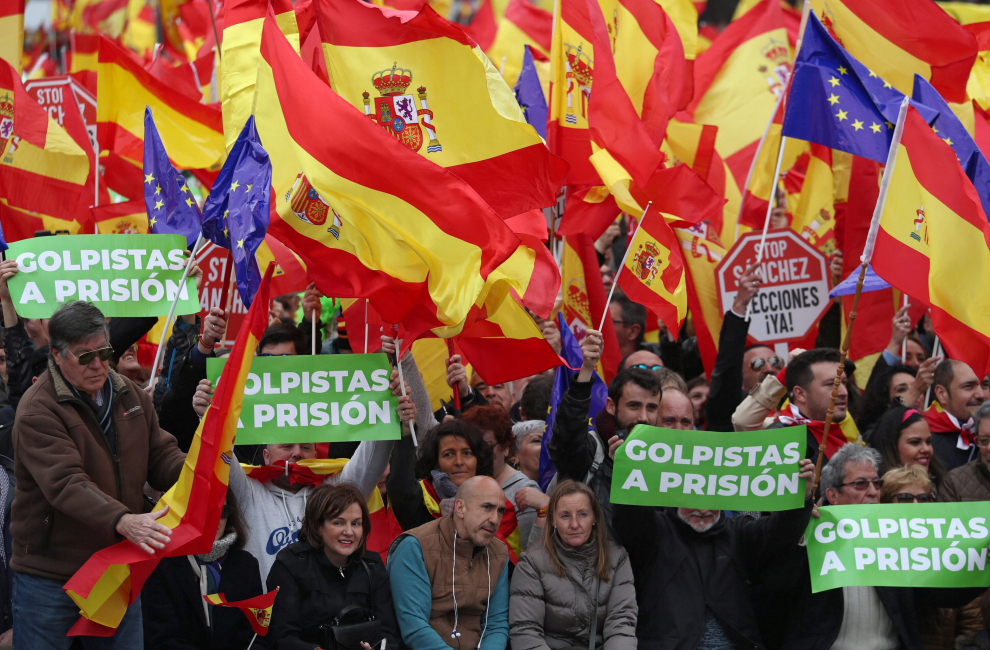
484 0 552 87
143 108 202 248
514 46 548 140
92 198 149 234
63 262 277 634
872 105 990 377
675 221 725 377
617 204 686 330
314 0 567 219
203 588 279 636
0 0 24 72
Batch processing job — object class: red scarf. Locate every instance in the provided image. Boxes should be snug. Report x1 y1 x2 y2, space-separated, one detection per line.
924 403 976 447
777 404 849 459
241 459 348 485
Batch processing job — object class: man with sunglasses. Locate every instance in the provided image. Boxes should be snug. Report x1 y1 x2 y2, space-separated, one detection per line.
10 300 186 648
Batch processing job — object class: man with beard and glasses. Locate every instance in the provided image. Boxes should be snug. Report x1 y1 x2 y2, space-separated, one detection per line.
926 359 988 470
607 438 816 650
547 329 662 540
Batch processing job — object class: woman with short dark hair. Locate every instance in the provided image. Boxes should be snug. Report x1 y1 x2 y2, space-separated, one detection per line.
266 483 400 650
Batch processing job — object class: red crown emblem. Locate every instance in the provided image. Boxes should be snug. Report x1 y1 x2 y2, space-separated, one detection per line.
0 92 12 122
761 37 789 65
564 43 594 87
372 63 413 96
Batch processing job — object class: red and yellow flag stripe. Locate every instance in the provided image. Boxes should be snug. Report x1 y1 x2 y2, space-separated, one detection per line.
0 0 24 72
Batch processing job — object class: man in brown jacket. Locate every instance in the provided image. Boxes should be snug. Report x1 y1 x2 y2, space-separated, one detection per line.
940 400 990 502
10 300 185 649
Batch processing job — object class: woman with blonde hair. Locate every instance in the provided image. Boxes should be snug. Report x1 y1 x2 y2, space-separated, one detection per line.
509 480 637 650
879 464 934 504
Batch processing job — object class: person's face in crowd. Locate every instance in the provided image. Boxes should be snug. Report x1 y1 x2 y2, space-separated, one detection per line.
259 341 297 356
897 420 933 471
794 362 847 422
658 391 695 430
265 443 318 491
688 383 709 425
517 430 543 482
606 382 661 433
471 374 513 414
978 418 990 467
453 478 506 547
889 372 916 406
321 501 364 567
742 346 781 393
553 492 596 548
117 344 145 383
437 434 477 486
825 460 880 505
937 362 986 422
884 481 933 504
482 429 510 479
610 303 641 356
377 465 390 497
623 349 663 371
904 339 927 368
53 332 111 398
0 347 8 383
676 508 721 533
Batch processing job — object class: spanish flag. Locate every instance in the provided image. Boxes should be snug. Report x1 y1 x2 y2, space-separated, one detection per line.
0 0 23 72
420 478 522 562
63 263 277 635
790 143 838 257
68 33 100 77
69 0 128 37
872 105 990 377
204 588 279 636
98 36 225 171
675 221 725 377
736 107 808 230
314 0 566 219
92 199 148 234
617 204 687 331
658 0 697 108
0 60 90 221
484 0 551 87
809 0 976 104
120 0 158 58
0 199 92 242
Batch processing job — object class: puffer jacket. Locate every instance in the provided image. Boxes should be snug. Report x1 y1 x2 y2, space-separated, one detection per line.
509 536 637 650
939 458 990 503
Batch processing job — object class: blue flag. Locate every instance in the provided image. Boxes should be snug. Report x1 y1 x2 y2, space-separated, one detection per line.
202 116 272 307
539 313 608 491
514 46 548 141
782 13 937 163
142 107 202 248
827 263 890 299
912 75 990 222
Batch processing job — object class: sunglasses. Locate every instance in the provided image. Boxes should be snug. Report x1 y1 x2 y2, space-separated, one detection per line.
838 478 884 491
749 356 784 371
258 353 292 357
631 364 662 371
891 493 935 504
67 346 114 365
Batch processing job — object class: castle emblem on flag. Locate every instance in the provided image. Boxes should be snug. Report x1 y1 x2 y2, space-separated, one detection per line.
251 607 272 628
363 63 442 154
288 172 344 240
911 204 929 244
0 92 12 155
563 43 593 124
631 240 664 286
759 37 791 99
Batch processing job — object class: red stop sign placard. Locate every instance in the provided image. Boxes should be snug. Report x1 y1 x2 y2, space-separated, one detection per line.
715 230 830 344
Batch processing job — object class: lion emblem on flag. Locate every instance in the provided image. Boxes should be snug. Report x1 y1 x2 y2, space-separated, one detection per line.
362 63 442 154
0 91 13 158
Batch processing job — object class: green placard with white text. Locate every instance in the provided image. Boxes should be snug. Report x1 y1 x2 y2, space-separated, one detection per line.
207 353 400 445
610 425 807 511
6 234 199 318
806 502 990 592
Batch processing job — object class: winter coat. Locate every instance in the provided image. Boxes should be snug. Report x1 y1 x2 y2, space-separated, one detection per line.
509 537 637 650
153 316 206 452
939 458 990 503
266 542 401 650
142 549 267 650
704 310 750 433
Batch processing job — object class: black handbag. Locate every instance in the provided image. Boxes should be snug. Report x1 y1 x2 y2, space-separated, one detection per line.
318 562 384 650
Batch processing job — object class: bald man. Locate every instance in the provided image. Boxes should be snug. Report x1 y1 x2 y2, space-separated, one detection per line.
387 476 510 650
657 389 695 430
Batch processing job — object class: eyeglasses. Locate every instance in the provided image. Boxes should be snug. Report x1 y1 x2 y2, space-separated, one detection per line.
891 493 935 503
631 364 662 371
977 437 990 448
67 346 114 365
838 478 884 491
749 356 784 372
612 320 631 327
258 353 292 357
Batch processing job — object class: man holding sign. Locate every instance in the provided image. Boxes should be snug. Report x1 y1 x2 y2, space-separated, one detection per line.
607 433 816 650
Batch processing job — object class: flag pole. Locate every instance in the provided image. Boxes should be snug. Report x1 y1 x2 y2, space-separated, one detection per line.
901 294 908 362
312 312 317 355
148 233 206 389
744 136 788 322
446 339 462 416
396 337 417 446
364 298 369 354
245 633 257 650
925 336 941 410
811 96 911 494
599 201 651 332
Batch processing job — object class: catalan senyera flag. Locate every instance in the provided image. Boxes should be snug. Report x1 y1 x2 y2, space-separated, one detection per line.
63 262 277 635
256 10 545 341
0 61 90 221
0 0 24 73
872 105 990 377
92 198 149 234
617 204 687 331
484 0 551 87
314 0 566 219
809 0 977 104
98 37 225 171
204 588 279 636
675 220 724 377
688 0 790 191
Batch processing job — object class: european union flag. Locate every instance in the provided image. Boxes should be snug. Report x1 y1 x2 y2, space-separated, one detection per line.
202 116 272 307
912 75 990 221
514 46 547 141
538 312 607 491
142 108 202 248
782 13 937 163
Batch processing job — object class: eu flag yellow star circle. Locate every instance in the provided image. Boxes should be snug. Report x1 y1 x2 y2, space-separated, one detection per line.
230 180 241 192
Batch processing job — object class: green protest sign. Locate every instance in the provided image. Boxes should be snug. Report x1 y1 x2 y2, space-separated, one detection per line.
6 234 199 318
610 425 807 511
207 353 400 445
805 502 990 593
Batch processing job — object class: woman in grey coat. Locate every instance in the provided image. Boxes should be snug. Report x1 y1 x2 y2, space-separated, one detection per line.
509 480 637 650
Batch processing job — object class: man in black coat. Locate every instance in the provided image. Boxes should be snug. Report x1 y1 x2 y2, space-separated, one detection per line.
610 439 817 650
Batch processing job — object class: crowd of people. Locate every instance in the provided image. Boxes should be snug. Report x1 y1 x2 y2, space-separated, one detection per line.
1 238 989 650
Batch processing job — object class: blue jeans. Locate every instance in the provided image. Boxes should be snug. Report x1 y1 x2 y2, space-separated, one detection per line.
12 571 143 650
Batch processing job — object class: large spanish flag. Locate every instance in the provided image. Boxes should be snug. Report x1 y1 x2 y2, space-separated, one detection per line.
256 9 544 340
0 0 23 72
872 105 990 377
790 143 838 257
809 0 976 104
63 263 277 634
676 221 724 377
98 37 225 171
314 0 566 219
0 60 90 220
484 0 551 87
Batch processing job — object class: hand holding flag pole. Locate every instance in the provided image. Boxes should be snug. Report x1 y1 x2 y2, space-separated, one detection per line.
385 324 418 445
812 95 911 494
599 203 652 332
148 233 206 388
446 339 462 416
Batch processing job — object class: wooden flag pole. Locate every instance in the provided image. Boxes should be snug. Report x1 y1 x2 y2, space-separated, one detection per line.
599 202 651 332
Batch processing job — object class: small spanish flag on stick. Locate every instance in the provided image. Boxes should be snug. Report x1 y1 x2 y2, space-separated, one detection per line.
204 587 279 643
